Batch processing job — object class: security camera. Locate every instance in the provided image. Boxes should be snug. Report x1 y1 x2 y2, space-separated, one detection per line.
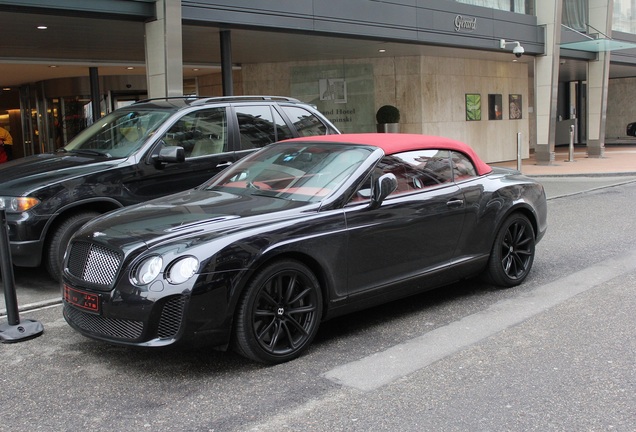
513 45 525 58
500 39 525 58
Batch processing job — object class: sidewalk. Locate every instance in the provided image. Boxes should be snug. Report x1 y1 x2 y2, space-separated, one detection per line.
490 143 636 176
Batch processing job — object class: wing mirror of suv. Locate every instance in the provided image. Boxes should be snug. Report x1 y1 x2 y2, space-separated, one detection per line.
152 142 185 167
369 173 398 210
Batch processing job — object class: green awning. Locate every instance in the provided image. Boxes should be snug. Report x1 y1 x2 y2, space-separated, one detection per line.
560 38 636 52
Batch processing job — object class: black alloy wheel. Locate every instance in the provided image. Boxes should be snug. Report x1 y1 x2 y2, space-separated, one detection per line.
234 260 323 364
485 213 536 287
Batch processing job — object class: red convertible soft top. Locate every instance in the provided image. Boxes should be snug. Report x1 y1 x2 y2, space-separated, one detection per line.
283 133 492 176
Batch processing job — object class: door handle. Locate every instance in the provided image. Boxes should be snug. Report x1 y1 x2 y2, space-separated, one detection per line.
446 199 464 208
216 161 233 168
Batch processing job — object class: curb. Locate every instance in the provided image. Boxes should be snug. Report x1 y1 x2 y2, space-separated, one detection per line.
0 298 62 318
528 172 636 178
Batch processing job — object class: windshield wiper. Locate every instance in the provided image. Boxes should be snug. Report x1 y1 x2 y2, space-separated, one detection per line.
67 149 111 157
251 190 288 200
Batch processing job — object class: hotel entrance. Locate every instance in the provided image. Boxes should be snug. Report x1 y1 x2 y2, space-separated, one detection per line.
0 75 149 161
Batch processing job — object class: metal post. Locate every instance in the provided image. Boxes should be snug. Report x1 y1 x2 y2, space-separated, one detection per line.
0 209 44 343
517 132 522 172
566 125 575 162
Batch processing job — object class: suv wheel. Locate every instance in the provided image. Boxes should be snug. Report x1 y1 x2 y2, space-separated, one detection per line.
45 211 100 282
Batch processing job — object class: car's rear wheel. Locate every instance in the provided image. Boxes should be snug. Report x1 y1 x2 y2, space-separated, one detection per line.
485 213 535 287
45 211 100 282
234 260 323 364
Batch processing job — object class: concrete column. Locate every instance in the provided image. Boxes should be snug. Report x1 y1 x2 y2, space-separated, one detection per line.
534 0 563 165
220 30 233 96
145 0 183 98
89 67 100 122
586 0 613 158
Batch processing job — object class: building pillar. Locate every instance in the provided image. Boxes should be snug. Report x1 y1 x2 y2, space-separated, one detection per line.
145 0 183 98
89 67 101 122
586 0 613 158
220 30 233 96
534 0 563 165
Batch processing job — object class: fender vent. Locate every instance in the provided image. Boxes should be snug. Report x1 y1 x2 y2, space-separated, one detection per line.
157 295 187 339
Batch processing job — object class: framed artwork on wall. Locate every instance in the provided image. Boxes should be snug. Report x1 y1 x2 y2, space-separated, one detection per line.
465 93 481 121
319 78 347 104
488 94 503 120
509 94 522 119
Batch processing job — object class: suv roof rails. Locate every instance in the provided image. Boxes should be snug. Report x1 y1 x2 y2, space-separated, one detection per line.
189 95 302 106
132 96 202 105
132 95 302 106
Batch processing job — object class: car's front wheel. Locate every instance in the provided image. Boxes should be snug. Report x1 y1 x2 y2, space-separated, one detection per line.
485 213 536 287
234 260 323 364
45 211 100 282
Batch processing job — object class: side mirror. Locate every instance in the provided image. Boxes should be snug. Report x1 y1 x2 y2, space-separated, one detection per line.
369 173 397 210
152 142 185 167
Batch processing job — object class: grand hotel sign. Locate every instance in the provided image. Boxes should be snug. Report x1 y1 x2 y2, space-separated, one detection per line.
454 15 477 32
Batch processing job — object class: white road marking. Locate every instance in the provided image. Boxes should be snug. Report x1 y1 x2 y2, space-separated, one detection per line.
322 248 636 391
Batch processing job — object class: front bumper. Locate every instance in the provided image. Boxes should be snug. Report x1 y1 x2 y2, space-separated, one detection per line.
10 239 44 267
62 269 238 348
6 212 49 267
62 289 189 346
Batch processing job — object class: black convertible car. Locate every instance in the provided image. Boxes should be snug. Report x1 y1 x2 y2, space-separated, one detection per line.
62 133 547 363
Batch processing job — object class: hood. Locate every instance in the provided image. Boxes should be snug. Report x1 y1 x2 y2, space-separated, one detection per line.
77 188 313 249
0 152 123 195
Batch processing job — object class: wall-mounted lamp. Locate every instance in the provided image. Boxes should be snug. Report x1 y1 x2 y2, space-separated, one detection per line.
500 39 525 58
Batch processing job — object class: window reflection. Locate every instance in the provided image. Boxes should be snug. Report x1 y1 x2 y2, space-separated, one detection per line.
163 108 228 158
236 106 293 150
280 106 332 136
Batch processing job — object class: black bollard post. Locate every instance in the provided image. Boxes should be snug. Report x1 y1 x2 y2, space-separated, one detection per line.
0 209 44 343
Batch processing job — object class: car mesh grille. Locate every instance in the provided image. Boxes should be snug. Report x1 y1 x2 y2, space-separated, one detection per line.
157 295 186 339
67 241 122 287
64 303 143 340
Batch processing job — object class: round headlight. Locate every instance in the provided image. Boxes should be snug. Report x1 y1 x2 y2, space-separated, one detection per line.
166 256 199 284
132 256 163 285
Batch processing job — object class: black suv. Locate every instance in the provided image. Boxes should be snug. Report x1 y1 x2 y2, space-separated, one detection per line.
0 96 339 280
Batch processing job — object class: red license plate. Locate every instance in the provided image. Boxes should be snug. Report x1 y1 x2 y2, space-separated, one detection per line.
64 285 100 313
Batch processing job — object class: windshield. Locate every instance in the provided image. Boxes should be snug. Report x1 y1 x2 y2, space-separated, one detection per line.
63 109 173 158
204 143 372 202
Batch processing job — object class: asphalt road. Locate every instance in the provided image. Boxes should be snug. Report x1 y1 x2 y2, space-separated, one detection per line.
1 176 635 431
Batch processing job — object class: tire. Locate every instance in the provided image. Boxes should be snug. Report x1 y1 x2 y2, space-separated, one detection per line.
45 211 100 282
484 213 536 288
233 260 323 364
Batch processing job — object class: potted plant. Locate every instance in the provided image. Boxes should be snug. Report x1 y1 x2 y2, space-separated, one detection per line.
376 105 400 133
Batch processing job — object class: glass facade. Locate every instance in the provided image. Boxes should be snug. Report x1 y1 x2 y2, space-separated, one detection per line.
563 0 588 32
455 0 530 14
614 0 636 33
